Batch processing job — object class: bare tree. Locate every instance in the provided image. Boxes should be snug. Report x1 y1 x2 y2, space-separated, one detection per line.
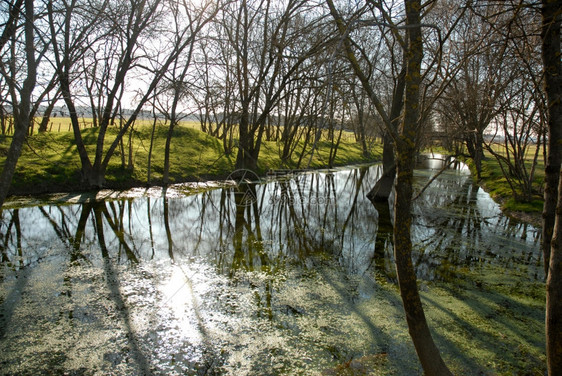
191 16 239 155
485 76 545 202
0 0 37 207
275 35 328 167
213 0 330 171
49 0 219 188
348 76 377 158
152 0 212 185
392 1 453 373
324 0 410 201
485 2 545 204
436 3 516 179
326 0 455 374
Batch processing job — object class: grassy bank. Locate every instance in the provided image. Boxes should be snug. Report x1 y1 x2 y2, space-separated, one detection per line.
0 121 380 196
1 121 547 228
465 153 544 226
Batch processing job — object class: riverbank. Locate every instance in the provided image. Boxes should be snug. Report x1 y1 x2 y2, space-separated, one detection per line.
1 124 379 199
2 129 544 229
465 157 544 228
0 163 546 375
495 200 542 228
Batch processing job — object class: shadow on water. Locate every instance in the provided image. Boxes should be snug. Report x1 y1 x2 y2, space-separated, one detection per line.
0 158 546 375
92 202 151 374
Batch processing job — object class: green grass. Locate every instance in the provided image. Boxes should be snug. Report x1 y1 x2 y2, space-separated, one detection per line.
422 265 546 375
1 122 380 195
6 118 547 220
463 151 544 219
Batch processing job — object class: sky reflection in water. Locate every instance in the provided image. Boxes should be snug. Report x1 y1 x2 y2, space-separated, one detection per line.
0 161 544 375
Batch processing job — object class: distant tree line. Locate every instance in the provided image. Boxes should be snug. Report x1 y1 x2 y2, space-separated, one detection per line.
0 1 549 193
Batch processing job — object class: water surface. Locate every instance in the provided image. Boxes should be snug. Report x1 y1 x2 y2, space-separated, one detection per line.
0 161 545 375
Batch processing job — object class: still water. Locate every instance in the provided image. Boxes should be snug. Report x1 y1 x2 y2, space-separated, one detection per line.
0 160 545 375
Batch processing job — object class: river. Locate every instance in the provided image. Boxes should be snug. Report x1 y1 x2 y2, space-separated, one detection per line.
0 159 545 375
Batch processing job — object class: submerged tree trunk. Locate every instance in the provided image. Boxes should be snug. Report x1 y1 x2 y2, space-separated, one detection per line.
367 133 396 202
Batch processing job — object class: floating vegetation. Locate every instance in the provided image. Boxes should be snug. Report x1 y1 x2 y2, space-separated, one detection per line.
0 162 545 375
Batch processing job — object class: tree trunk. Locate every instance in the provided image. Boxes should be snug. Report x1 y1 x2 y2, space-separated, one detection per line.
235 147 259 171
82 165 106 188
147 113 158 185
394 154 452 376
368 132 396 202
0 0 36 208
392 1 453 374
0 106 6 135
367 57 405 202
38 98 57 133
235 112 260 171
127 127 134 171
541 0 562 277
547 167 562 375
541 0 562 374
163 121 175 184
467 131 485 180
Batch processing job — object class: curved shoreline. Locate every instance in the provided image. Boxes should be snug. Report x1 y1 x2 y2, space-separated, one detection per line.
2 162 378 209
3 160 543 229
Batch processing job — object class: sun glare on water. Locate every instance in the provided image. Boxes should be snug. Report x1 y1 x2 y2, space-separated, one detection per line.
160 264 206 345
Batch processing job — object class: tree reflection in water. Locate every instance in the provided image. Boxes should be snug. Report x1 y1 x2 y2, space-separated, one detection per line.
0 162 545 375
